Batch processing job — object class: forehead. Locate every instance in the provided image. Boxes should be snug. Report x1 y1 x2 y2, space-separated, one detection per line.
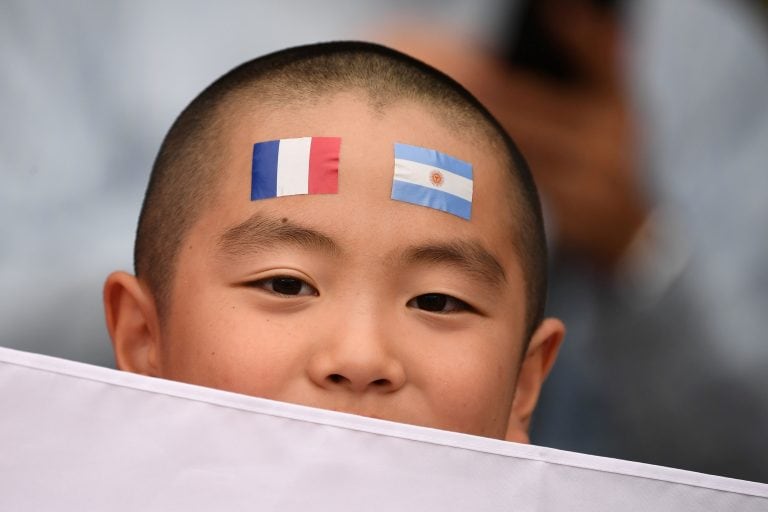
214 93 512 212
196 91 523 290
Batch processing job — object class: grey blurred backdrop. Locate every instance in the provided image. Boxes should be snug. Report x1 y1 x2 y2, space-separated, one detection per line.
2 0 767 483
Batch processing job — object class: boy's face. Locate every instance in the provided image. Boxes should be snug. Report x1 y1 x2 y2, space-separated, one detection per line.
106 92 562 441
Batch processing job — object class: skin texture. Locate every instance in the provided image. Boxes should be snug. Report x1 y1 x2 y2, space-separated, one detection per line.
104 92 564 442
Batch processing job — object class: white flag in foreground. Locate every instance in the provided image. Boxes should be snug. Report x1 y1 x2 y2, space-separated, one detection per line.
0 345 765 511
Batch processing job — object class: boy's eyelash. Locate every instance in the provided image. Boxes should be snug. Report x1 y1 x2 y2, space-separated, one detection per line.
244 279 474 314
407 293 474 314
247 276 318 297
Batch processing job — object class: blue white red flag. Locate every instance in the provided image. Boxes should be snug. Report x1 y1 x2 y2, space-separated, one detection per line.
391 143 473 220
251 137 340 200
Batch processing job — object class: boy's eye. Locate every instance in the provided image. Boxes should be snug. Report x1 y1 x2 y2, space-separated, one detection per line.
251 276 318 297
407 293 471 313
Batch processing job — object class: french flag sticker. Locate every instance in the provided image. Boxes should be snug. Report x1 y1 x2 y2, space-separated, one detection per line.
391 143 473 220
251 137 340 200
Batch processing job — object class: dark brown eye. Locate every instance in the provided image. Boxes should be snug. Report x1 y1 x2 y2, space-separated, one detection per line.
408 293 471 313
272 277 303 295
251 276 317 297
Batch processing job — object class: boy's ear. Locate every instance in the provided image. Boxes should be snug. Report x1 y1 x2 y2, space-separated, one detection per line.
505 318 565 444
103 271 162 376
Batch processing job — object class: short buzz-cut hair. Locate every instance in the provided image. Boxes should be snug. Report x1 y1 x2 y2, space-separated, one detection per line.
135 41 548 336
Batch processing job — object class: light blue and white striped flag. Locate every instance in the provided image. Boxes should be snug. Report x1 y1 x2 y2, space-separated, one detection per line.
391 143 473 220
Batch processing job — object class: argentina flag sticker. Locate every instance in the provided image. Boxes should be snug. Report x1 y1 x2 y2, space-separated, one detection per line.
390 143 473 220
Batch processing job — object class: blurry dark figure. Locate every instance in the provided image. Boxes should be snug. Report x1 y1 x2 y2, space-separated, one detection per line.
383 0 768 482
502 0 644 270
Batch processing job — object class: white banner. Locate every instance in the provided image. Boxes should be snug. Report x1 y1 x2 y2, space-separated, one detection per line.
0 346 765 511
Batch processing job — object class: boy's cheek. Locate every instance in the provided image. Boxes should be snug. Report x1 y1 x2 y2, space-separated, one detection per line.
420 348 518 437
157 297 294 393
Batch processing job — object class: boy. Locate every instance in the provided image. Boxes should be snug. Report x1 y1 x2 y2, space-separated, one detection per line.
103 41 564 444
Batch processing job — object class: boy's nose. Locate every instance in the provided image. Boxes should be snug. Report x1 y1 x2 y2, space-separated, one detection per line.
306 316 406 394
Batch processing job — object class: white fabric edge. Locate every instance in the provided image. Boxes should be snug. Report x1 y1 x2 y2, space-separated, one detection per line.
1 344 766 498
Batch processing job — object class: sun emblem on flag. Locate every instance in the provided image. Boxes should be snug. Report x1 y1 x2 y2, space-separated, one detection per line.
429 169 444 187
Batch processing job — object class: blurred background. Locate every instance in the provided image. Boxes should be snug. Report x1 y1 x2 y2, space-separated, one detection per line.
1 0 766 483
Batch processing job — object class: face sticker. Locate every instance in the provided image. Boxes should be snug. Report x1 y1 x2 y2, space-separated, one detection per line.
251 137 341 200
390 143 473 220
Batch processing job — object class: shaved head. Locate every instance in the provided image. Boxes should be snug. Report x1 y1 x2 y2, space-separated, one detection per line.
135 41 547 334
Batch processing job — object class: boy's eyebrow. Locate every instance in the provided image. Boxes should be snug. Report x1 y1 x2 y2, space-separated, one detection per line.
217 213 340 256
400 241 507 289
217 215 505 288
